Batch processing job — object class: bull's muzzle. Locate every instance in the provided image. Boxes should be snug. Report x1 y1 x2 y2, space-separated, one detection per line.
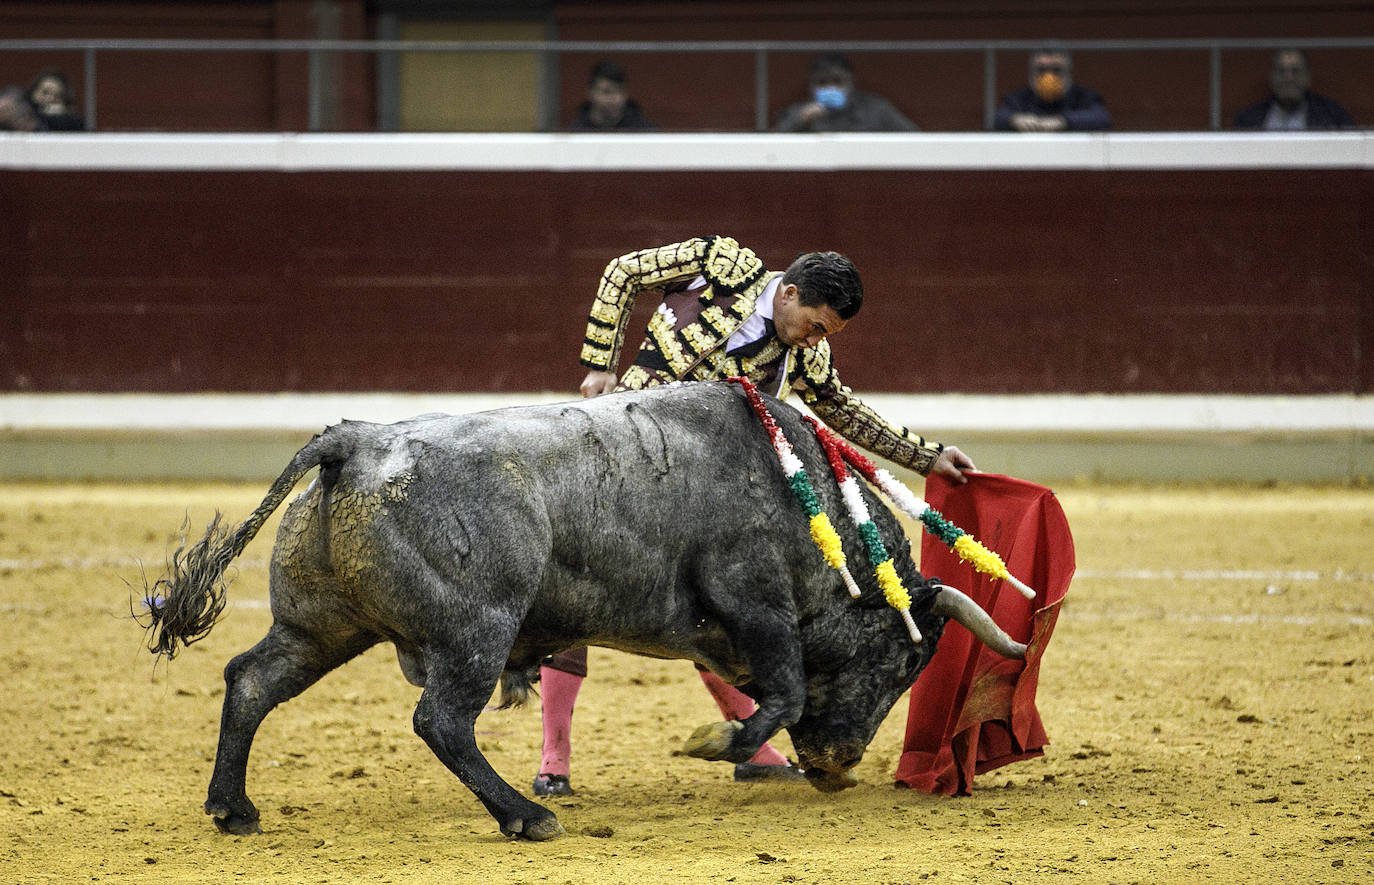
797 746 864 792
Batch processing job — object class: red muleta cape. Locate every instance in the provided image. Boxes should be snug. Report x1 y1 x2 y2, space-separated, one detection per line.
894 472 1075 795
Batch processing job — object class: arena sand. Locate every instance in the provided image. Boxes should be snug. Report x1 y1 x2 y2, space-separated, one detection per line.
0 481 1370 884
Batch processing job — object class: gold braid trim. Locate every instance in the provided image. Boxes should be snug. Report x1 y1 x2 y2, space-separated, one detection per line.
618 364 658 390
701 236 767 296
796 341 944 476
738 340 786 377
580 239 712 371
646 305 690 377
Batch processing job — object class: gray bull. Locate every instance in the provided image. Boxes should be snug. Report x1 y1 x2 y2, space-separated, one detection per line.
142 382 1025 841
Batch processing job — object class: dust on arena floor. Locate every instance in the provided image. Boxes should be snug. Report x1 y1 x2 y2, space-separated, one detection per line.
0 480 1369 884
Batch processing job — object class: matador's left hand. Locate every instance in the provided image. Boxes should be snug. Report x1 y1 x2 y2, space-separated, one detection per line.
929 446 976 485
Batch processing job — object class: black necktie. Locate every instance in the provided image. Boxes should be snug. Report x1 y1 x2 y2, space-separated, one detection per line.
728 317 776 358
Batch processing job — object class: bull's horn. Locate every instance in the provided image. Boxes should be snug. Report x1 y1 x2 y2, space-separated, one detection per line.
930 584 1027 659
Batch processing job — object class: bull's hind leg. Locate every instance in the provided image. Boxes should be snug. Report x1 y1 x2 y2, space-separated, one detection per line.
205 621 377 835
412 645 564 841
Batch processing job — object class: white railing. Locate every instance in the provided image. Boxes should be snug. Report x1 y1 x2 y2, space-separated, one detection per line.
3 132 1371 171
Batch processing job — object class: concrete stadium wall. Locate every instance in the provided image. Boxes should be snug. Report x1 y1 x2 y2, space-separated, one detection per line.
2 134 1370 396
2 131 1371 482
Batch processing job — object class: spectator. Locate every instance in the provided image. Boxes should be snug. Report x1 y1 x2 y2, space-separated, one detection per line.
0 85 40 131
1233 49 1354 131
774 52 919 132
994 48 1111 132
567 60 655 132
27 68 86 131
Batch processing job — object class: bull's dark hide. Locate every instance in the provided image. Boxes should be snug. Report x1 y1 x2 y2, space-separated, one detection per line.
142 381 982 841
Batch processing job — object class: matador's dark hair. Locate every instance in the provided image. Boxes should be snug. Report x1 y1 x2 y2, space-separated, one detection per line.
782 251 863 320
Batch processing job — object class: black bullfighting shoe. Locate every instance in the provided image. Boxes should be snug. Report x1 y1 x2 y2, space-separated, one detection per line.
532 773 574 797
733 762 807 783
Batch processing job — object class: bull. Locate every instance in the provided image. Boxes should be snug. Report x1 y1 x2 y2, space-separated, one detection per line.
141 381 1025 841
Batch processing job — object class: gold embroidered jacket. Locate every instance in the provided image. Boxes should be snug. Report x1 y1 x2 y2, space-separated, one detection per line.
579 236 945 475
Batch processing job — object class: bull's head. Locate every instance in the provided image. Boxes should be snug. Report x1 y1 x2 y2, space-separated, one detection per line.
787 567 946 790
788 572 1025 791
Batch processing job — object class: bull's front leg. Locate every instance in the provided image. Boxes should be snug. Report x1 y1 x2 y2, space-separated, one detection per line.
682 606 806 765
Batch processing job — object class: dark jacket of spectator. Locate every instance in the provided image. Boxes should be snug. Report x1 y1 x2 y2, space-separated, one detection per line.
994 84 1112 132
1233 92 1354 130
568 99 655 132
36 111 85 131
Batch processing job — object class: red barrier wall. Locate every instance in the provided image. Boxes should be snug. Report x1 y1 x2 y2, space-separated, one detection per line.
2 166 1368 395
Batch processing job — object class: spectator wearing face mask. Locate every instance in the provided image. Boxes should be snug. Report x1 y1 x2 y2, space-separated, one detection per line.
774 52 919 132
994 48 1111 132
1233 49 1354 131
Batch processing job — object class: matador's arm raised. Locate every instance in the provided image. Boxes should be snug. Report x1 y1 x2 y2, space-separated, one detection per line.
579 236 767 372
795 341 946 476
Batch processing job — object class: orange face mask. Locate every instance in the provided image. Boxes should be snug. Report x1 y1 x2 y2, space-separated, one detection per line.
1034 71 1066 102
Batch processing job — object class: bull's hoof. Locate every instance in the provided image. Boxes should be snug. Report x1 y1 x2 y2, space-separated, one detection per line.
804 768 861 793
501 814 565 841
205 799 263 836
683 720 743 760
522 817 567 841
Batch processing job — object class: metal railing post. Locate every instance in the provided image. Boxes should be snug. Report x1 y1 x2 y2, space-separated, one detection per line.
1209 45 1222 131
308 48 324 132
374 14 399 132
754 48 769 132
983 47 997 131
83 47 97 130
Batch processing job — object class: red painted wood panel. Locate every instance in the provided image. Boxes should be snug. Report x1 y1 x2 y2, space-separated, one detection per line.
2 167 1368 395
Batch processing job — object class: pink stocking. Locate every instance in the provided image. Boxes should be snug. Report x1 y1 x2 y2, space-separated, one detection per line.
538 666 582 776
697 669 789 766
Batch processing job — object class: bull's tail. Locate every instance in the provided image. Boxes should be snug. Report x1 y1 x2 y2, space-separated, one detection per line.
497 666 538 709
138 427 354 660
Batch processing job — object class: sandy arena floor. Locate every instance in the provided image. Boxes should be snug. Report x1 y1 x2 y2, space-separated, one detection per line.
0 480 1370 884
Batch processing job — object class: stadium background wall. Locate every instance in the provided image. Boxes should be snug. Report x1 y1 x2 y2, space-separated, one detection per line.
1 166 1370 396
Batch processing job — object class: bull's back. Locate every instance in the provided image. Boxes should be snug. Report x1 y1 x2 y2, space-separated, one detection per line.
270 384 818 641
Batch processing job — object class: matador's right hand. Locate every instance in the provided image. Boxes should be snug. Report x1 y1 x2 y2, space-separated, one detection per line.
580 370 618 398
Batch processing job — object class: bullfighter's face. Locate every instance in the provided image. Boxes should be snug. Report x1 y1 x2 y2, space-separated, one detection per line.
774 283 848 349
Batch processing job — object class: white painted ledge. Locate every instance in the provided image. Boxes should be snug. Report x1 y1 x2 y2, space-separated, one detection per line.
2 392 1370 435
2 132 1371 172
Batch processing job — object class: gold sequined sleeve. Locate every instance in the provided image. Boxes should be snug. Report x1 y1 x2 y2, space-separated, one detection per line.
795 341 945 476
579 236 766 372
